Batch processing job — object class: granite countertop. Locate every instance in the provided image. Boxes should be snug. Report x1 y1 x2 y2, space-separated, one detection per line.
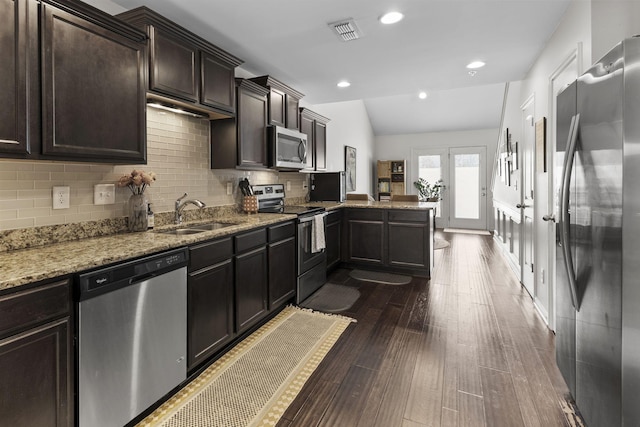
0 213 294 291
0 201 436 292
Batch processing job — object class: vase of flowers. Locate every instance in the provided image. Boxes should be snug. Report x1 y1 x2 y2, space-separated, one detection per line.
117 169 156 232
413 178 444 202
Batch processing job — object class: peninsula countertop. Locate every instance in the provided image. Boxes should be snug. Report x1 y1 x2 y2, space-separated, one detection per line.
0 201 436 291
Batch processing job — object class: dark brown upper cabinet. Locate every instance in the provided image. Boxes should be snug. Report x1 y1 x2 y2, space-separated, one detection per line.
0 0 37 157
249 76 304 130
1 0 147 163
118 7 242 117
210 79 269 170
299 108 330 171
42 1 147 163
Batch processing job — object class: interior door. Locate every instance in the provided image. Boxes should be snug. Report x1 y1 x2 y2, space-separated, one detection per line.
448 147 487 230
520 98 535 297
411 148 449 227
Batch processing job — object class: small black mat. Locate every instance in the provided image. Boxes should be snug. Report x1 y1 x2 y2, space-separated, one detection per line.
349 269 412 285
300 283 361 313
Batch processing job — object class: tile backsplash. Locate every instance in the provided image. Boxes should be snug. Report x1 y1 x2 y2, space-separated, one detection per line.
0 107 308 231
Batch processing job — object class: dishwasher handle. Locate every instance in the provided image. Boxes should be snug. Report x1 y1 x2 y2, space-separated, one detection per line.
129 272 156 285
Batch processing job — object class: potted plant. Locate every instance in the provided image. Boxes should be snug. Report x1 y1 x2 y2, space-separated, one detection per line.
413 178 444 202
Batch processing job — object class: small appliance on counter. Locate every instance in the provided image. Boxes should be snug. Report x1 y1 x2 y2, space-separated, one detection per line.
309 171 345 202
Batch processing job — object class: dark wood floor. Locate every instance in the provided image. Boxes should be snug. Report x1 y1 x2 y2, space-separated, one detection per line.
278 231 586 427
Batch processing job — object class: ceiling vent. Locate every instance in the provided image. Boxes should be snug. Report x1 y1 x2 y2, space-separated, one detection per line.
329 19 362 42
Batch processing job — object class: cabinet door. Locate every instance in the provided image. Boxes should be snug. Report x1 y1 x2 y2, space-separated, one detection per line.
235 246 268 333
388 222 429 269
299 112 315 170
0 0 36 156
188 258 234 371
41 4 146 163
268 236 296 309
347 210 385 265
0 318 72 427
326 211 342 271
150 26 198 102
285 95 299 129
237 86 267 168
201 51 235 113
268 88 286 127
314 121 327 171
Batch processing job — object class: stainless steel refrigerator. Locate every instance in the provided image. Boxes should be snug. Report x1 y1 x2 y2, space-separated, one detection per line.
555 37 640 426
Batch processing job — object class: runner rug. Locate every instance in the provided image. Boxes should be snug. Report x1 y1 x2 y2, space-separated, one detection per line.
136 306 354 427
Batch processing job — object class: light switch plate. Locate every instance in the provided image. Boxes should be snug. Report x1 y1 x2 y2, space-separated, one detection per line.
226 182 233 195
52 186 70 209
94 184 115 205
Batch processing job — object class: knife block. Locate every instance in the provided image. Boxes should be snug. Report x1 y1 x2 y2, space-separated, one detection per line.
242 195 258 213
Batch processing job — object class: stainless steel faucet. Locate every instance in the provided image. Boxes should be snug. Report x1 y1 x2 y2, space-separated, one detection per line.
175 193 206 224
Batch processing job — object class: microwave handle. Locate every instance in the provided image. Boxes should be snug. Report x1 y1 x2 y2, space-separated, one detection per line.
298 140 307 164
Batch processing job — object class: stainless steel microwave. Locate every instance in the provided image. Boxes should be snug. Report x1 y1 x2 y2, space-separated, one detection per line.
269 126 308 170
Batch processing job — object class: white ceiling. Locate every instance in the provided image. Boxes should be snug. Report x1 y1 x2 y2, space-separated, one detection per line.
94 0 571 135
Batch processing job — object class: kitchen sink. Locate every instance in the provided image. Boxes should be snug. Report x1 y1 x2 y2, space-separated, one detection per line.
157 222 237 236
158 228 207 236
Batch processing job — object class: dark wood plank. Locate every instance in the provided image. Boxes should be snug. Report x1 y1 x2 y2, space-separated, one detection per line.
278 232 585 427
479 366 525 427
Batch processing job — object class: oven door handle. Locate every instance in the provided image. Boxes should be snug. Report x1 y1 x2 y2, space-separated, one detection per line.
298 212 327 223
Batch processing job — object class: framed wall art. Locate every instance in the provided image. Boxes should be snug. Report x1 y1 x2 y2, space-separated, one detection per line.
345 145 357 192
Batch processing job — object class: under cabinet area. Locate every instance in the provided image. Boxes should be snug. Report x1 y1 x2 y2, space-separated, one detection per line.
1 0 147 163
0 277 72 427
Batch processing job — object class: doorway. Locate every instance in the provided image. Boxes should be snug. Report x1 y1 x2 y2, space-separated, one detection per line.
411 146 487 230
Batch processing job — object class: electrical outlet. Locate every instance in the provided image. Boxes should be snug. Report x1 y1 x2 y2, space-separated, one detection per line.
286 181 291 191
94 184 115 205
226 182 233 195
302 181 308 190
52 186 70 209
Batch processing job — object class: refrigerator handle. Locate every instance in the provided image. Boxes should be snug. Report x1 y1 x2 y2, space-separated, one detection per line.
559 113 581 311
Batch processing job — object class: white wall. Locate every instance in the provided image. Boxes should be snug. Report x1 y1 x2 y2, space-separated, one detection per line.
376 128 498 227
591 0 640 61
309 100 376 195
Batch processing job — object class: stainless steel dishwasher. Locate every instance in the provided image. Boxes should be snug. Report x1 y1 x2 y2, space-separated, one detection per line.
77 248 188 427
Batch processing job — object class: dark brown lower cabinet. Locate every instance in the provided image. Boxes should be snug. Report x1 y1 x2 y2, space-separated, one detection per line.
345 208 433 277
347 209 385 265
268 236 296 309
235 245 268 334
187 259 234 371
325 210 342 271
0 278 72 427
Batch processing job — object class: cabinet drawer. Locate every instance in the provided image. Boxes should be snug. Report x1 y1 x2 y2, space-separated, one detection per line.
347 208 384 222
235 228 267 253
326 210 342 225
0 279 70 339
388 210 429 223
190 237 233 272
268 221 295 242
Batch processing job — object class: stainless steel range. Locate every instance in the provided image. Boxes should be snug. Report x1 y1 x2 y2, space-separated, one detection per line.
253 184 327 303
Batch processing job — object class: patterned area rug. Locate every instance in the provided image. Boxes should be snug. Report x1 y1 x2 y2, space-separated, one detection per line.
300 283 361 313
135 306 354 427
349 269 412 285
443 228 491 235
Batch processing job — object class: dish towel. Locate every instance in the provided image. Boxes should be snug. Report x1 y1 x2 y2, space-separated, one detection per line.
311 214 326 253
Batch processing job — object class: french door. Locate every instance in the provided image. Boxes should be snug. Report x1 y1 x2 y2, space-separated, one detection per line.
411 146 487 229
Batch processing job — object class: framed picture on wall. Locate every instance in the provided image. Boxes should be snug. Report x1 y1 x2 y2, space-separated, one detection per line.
345 145 356 192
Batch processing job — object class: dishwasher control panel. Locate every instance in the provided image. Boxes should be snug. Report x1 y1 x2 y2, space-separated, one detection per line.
77 248 188 300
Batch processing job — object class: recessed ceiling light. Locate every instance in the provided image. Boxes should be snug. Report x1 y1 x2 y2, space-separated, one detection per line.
380 11 404 25
418 91 428 99
466 61 486 69
337 81 351 88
